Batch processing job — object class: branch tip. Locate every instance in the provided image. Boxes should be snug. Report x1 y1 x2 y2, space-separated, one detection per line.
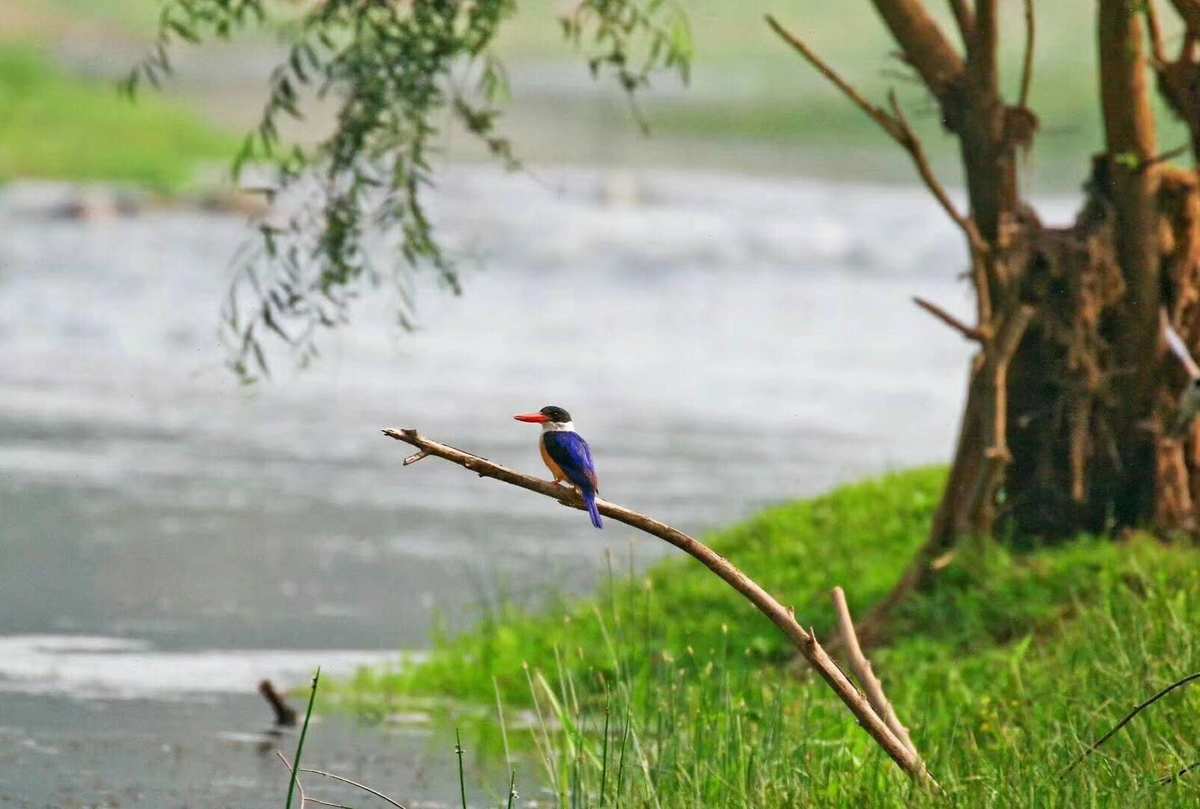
765 13 980 253
403 449 431 466
832 586 920 759
1018 0 1036 110
913 296 984 341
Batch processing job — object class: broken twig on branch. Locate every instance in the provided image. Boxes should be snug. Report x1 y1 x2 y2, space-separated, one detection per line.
913 295 984 341
382 427 939 788
831 586 918 757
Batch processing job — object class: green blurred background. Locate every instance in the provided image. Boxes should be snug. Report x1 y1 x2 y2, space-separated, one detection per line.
3 0 1180 194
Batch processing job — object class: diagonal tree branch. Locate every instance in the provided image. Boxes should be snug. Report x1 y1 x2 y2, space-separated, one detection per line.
885 90 987 253
765 15 986 256
1146 0 1167 67
965 304 1035 517
381 427 940 789
1148 4 1200 166
948 0 975 45
299 768 407 809
913 296 984 341
763 15 903 140
1018 0 1036 109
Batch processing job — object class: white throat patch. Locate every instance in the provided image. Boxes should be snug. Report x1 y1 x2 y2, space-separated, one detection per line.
542 420 575 432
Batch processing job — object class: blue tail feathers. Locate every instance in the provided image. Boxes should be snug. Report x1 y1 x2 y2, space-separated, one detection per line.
584 490 603 529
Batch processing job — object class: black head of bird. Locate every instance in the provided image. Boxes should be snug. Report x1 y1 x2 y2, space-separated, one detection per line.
513 405 572 426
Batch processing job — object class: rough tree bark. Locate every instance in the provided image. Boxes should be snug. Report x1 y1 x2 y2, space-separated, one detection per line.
770 0 1200 643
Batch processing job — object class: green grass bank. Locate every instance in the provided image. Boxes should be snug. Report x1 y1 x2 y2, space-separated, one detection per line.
0 45 235 190
338 468 1200 807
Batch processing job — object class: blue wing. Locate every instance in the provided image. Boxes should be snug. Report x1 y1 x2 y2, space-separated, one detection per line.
542 431 599 493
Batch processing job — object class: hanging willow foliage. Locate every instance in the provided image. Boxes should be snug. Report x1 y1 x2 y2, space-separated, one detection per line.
126 0 691 379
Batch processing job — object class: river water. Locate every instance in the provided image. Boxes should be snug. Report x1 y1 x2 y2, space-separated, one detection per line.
0 164 1066 805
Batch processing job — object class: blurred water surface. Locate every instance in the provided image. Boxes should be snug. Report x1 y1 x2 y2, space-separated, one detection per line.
0 165 1067 805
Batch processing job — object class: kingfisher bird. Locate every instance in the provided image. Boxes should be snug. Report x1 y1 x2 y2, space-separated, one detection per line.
514 405 602 529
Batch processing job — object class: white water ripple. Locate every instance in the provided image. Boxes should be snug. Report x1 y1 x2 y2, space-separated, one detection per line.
0 635 415 700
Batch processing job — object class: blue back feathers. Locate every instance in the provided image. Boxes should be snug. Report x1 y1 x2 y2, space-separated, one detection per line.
543 430 602 528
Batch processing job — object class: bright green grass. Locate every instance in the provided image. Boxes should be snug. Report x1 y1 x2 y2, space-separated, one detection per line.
0 45 236 190
338 468 1200 806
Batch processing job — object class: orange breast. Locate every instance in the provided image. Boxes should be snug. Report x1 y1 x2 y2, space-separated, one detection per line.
540 438 567 481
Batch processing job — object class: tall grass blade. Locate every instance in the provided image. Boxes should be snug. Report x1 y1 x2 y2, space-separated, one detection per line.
286 667 320 809
456 727 468 809
599 703 611 805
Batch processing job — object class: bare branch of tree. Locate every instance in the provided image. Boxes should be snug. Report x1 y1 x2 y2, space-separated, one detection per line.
1148 6 1200 165
958 304 1036 530
276 753 356 809
306 799 352 808
993 304 1036 368
971 0 1000 92
970 251 994 330
1146 0 1167 66
979 305 1034 456
1018 0 1036 109
869 0 966 100
1063 671 1200 775
300 768 408 809
763 15 903 140
913 296 984 341
886 91 987 253
831 587 918 757
382 427 940 789
276 753 308 809
948 0 975 45
765 15 985 255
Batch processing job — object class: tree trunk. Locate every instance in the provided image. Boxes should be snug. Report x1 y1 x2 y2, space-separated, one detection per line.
834 0 1200 644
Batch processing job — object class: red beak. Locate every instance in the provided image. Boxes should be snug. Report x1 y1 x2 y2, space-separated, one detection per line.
514 412 549 423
